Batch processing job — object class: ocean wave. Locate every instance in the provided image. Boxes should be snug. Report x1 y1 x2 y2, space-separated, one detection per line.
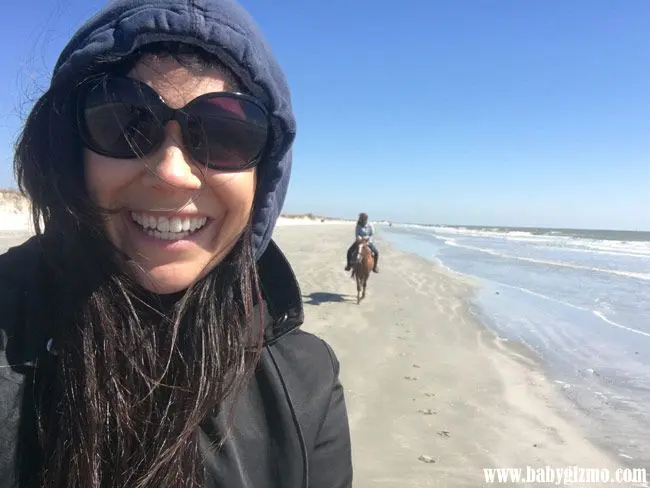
593 311 650 339
503 235 650 258
485 278 591 312
391 223 650 258
484 279 650 339
443 240 650 281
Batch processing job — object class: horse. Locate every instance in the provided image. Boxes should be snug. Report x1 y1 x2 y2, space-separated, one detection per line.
350 237 374 304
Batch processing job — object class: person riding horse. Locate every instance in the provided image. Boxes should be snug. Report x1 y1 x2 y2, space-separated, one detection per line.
345 213 379 273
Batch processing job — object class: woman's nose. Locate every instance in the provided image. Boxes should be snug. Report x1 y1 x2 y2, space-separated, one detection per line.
141 122 202 190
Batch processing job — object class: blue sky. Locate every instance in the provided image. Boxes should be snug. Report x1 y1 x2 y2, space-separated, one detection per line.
0 1 648 229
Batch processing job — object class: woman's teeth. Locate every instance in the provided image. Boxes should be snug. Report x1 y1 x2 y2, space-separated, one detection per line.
130 212 208 241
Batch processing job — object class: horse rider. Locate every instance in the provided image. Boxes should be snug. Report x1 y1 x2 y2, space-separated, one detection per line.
345 212 379 273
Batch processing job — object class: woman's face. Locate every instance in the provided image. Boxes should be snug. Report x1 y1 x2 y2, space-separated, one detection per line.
83 56 256 294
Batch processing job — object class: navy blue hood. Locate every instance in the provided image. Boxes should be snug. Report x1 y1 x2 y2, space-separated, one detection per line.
51 0 296 259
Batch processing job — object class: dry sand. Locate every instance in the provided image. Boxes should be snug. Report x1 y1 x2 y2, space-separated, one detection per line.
0 220 638 487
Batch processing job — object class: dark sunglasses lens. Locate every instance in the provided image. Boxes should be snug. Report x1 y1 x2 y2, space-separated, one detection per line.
186 97 268 169
83 80 161 158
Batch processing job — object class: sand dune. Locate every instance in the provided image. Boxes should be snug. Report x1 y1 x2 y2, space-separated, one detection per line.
0 190 33 232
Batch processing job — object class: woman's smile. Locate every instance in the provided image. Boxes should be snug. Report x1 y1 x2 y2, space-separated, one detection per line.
122 209 217 255
129 211 209 241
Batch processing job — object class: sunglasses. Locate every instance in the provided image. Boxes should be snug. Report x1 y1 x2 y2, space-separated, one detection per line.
76 76 270 171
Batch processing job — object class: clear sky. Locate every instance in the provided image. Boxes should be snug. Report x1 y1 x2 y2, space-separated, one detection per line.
0 0 648 230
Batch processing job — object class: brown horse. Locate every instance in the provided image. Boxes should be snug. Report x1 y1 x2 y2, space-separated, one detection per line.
350 237 374 304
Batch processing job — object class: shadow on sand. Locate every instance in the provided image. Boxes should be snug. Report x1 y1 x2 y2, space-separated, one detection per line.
302 292 355 306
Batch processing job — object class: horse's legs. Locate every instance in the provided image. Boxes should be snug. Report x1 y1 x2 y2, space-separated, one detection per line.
356 276 362 304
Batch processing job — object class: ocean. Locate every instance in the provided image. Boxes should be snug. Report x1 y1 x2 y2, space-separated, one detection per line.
380 223 650 467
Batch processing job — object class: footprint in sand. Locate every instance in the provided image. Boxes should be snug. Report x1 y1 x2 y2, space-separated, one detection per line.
417 408 436 415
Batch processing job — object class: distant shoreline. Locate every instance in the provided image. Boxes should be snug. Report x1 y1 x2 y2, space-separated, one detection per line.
1 190 647 234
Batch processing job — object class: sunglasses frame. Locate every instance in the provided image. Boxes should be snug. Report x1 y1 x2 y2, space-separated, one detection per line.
75 75 271 171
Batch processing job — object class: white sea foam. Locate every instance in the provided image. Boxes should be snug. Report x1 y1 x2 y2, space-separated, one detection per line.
443 239 650 281
487 278 590 312
593 311 650 339
496 280 650 338
390 222 650 258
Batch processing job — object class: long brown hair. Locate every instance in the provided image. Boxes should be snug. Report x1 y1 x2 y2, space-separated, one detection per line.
13 42 264 488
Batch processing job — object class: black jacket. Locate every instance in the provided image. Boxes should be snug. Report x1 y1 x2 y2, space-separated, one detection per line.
0 236 353 488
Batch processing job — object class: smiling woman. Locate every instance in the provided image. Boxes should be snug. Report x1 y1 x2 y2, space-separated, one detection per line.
81 52 261 293
0 2 352 488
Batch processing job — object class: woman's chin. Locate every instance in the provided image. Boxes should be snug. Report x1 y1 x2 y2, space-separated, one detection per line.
122 236 238 295
129 262 206 295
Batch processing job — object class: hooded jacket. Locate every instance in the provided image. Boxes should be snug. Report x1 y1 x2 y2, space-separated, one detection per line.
51 0 296 260
0 1 352 487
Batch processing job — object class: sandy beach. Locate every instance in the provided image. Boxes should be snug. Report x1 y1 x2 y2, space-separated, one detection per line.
272 224 636 487
0 220 641 487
